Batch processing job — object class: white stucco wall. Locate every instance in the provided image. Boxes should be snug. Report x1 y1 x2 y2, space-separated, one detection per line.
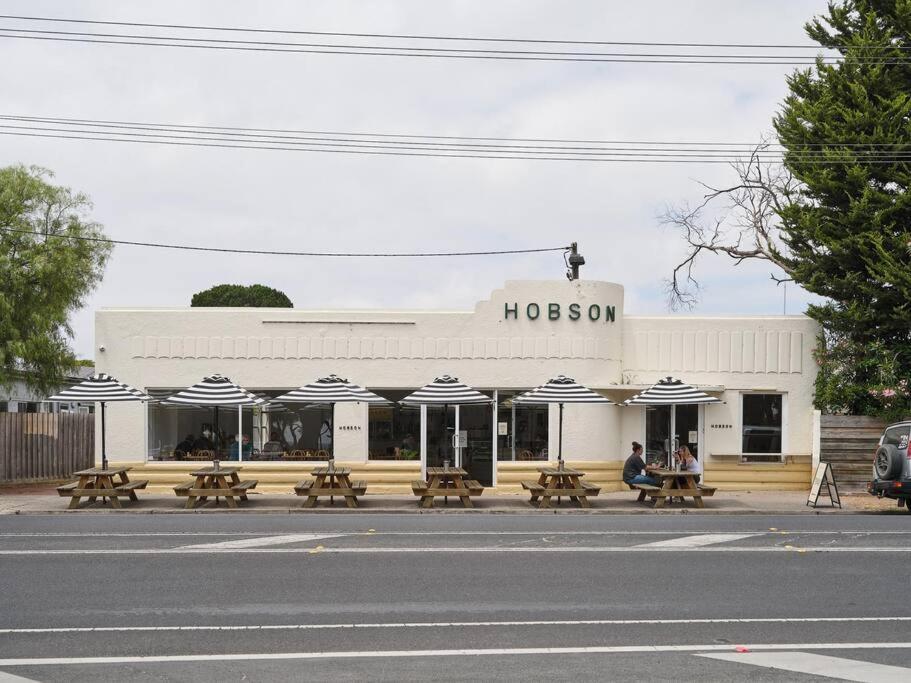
93 279 819 465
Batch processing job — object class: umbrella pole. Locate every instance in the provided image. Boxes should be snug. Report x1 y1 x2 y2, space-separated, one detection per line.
214 405 219 458
100 401 107 470
238 404 243 463
558 402 564 465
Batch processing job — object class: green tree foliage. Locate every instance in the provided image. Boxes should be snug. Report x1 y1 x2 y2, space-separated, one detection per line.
191 284 293 308
0 165 111 394
774 0 911 417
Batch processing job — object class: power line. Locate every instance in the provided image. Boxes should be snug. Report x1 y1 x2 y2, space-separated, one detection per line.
0 227 570 258
0 31 858 64
3 114 907 149
0 14 901 50
3 125 911 164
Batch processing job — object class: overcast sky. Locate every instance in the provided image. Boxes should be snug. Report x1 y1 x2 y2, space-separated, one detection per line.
0 0 826 360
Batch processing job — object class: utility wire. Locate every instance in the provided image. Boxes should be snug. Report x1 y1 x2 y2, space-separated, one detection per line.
2 114 907 149
7 126 911 164
3 127 911 164
0 227 570 258
0 14 903 50
0 31 861 64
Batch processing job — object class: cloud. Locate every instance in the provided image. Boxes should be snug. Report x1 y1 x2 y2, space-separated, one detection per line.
0 0 825 359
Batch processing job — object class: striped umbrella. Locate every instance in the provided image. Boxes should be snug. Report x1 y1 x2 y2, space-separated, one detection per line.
275 375 387 455
163 375 265 461
513 375 614 464
623 377 723 406
401 376 491 466
47 373 151 470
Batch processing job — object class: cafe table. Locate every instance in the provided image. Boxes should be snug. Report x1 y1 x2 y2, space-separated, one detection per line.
294 465 367 508
645 468 716 509
173 465 258 509
412 466 484 508
521 465 601 508
56 466 149 509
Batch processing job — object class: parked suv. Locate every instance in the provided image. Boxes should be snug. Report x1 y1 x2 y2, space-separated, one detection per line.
868 421 911 510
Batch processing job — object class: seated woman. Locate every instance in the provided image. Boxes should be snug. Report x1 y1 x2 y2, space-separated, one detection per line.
677 445 701 484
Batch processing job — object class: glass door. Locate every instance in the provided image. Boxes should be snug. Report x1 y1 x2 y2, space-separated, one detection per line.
456 403 494 486
496 392 549 462
425 405 456 469
645 404 702 467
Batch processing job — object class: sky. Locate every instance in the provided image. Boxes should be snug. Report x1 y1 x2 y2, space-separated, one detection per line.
0 0 826 360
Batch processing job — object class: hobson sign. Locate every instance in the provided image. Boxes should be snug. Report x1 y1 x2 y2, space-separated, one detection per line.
504 302 616 323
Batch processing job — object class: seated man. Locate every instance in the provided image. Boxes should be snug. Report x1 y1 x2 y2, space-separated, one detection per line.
623 441 661 487
228 434 253 461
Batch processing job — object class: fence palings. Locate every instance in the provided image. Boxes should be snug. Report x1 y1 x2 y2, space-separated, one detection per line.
0 412 94 483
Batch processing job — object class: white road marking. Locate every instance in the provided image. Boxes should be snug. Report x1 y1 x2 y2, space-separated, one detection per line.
1 616 910 635
635 533 759 548
698 651 911 682
178 533 344 550
0 672 42 682
1 642 910 666
2 530 910 537
0 546 910 555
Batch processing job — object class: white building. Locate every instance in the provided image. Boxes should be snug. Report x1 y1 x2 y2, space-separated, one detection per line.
95 280 819 491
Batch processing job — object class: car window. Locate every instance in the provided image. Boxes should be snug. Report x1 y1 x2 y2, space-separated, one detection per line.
883 425 910 449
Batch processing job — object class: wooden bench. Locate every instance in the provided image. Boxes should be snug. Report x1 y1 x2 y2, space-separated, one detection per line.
629 483 662 502
413 468 484 508
295 469 366 508
173 467 257 509
174 480 196 495
231 480 258 501
57 467 148 509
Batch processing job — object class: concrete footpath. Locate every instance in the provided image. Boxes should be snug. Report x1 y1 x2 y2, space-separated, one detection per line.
0 482 902 514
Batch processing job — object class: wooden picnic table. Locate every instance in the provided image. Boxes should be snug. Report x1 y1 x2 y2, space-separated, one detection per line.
521 465 601 508
412 466 484 508
294 466 367 508
634 468 716 509
56 467 149 509
173 466 258 509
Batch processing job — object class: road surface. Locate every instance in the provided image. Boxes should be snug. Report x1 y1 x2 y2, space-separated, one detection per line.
0 513 909 681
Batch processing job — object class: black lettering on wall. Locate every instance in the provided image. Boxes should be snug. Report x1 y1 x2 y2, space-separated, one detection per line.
568 303 581 320
526 303 540 320
548 303 560 320
504 303 518 319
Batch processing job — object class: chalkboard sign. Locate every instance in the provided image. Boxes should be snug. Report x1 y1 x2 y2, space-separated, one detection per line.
807 461 841 508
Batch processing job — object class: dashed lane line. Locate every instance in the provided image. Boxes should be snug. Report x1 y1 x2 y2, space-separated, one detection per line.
634 533 759 548
178 533 345 550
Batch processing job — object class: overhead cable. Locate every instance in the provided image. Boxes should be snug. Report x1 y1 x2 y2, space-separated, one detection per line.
0 227 570 257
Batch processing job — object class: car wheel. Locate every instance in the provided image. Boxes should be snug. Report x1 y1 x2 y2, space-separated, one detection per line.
874 445 904 480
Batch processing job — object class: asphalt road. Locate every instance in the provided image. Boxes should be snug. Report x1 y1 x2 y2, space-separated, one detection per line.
0 513 909 681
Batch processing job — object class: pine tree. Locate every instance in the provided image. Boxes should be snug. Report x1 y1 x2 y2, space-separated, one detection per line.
774 0 911 416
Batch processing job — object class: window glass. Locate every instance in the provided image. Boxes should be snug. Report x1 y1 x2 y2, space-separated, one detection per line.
368 390 420 460
21 402 39 414
742 394 783 454
0 401 7 412
496 392 548 461
146 390 328 461
882 425 909 448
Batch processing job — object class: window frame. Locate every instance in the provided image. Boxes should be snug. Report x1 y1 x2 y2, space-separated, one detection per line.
739 391 787 461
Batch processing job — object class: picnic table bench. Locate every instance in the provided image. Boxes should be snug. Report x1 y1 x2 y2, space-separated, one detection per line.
630 469 716 508
412 466 483 508
57 467 149 509
294 466 367 508
521 465 600 508
173 466 257 509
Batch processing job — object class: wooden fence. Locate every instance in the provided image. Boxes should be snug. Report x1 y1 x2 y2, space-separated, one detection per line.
819 414 885 490
0 413 94 484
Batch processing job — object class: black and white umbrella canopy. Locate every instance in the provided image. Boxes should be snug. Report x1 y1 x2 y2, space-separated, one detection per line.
623 377 723 406
162 375 265 407
401 375 491 405
513 375 614 405
47 373 150 403
275 374 387 404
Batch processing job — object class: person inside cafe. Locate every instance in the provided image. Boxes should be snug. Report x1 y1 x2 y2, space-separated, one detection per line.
263 431 284 455
228 434 253 461
192 431 214 452
623 441 661 487
175 433 194 457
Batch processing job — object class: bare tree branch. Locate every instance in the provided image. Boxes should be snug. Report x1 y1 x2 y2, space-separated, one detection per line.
661 142 798 310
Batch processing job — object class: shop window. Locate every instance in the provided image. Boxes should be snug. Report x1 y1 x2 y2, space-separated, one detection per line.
0 401 8 412
741 393 783 461
20 402 39 414
368 391 420 460
146 391 328 462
